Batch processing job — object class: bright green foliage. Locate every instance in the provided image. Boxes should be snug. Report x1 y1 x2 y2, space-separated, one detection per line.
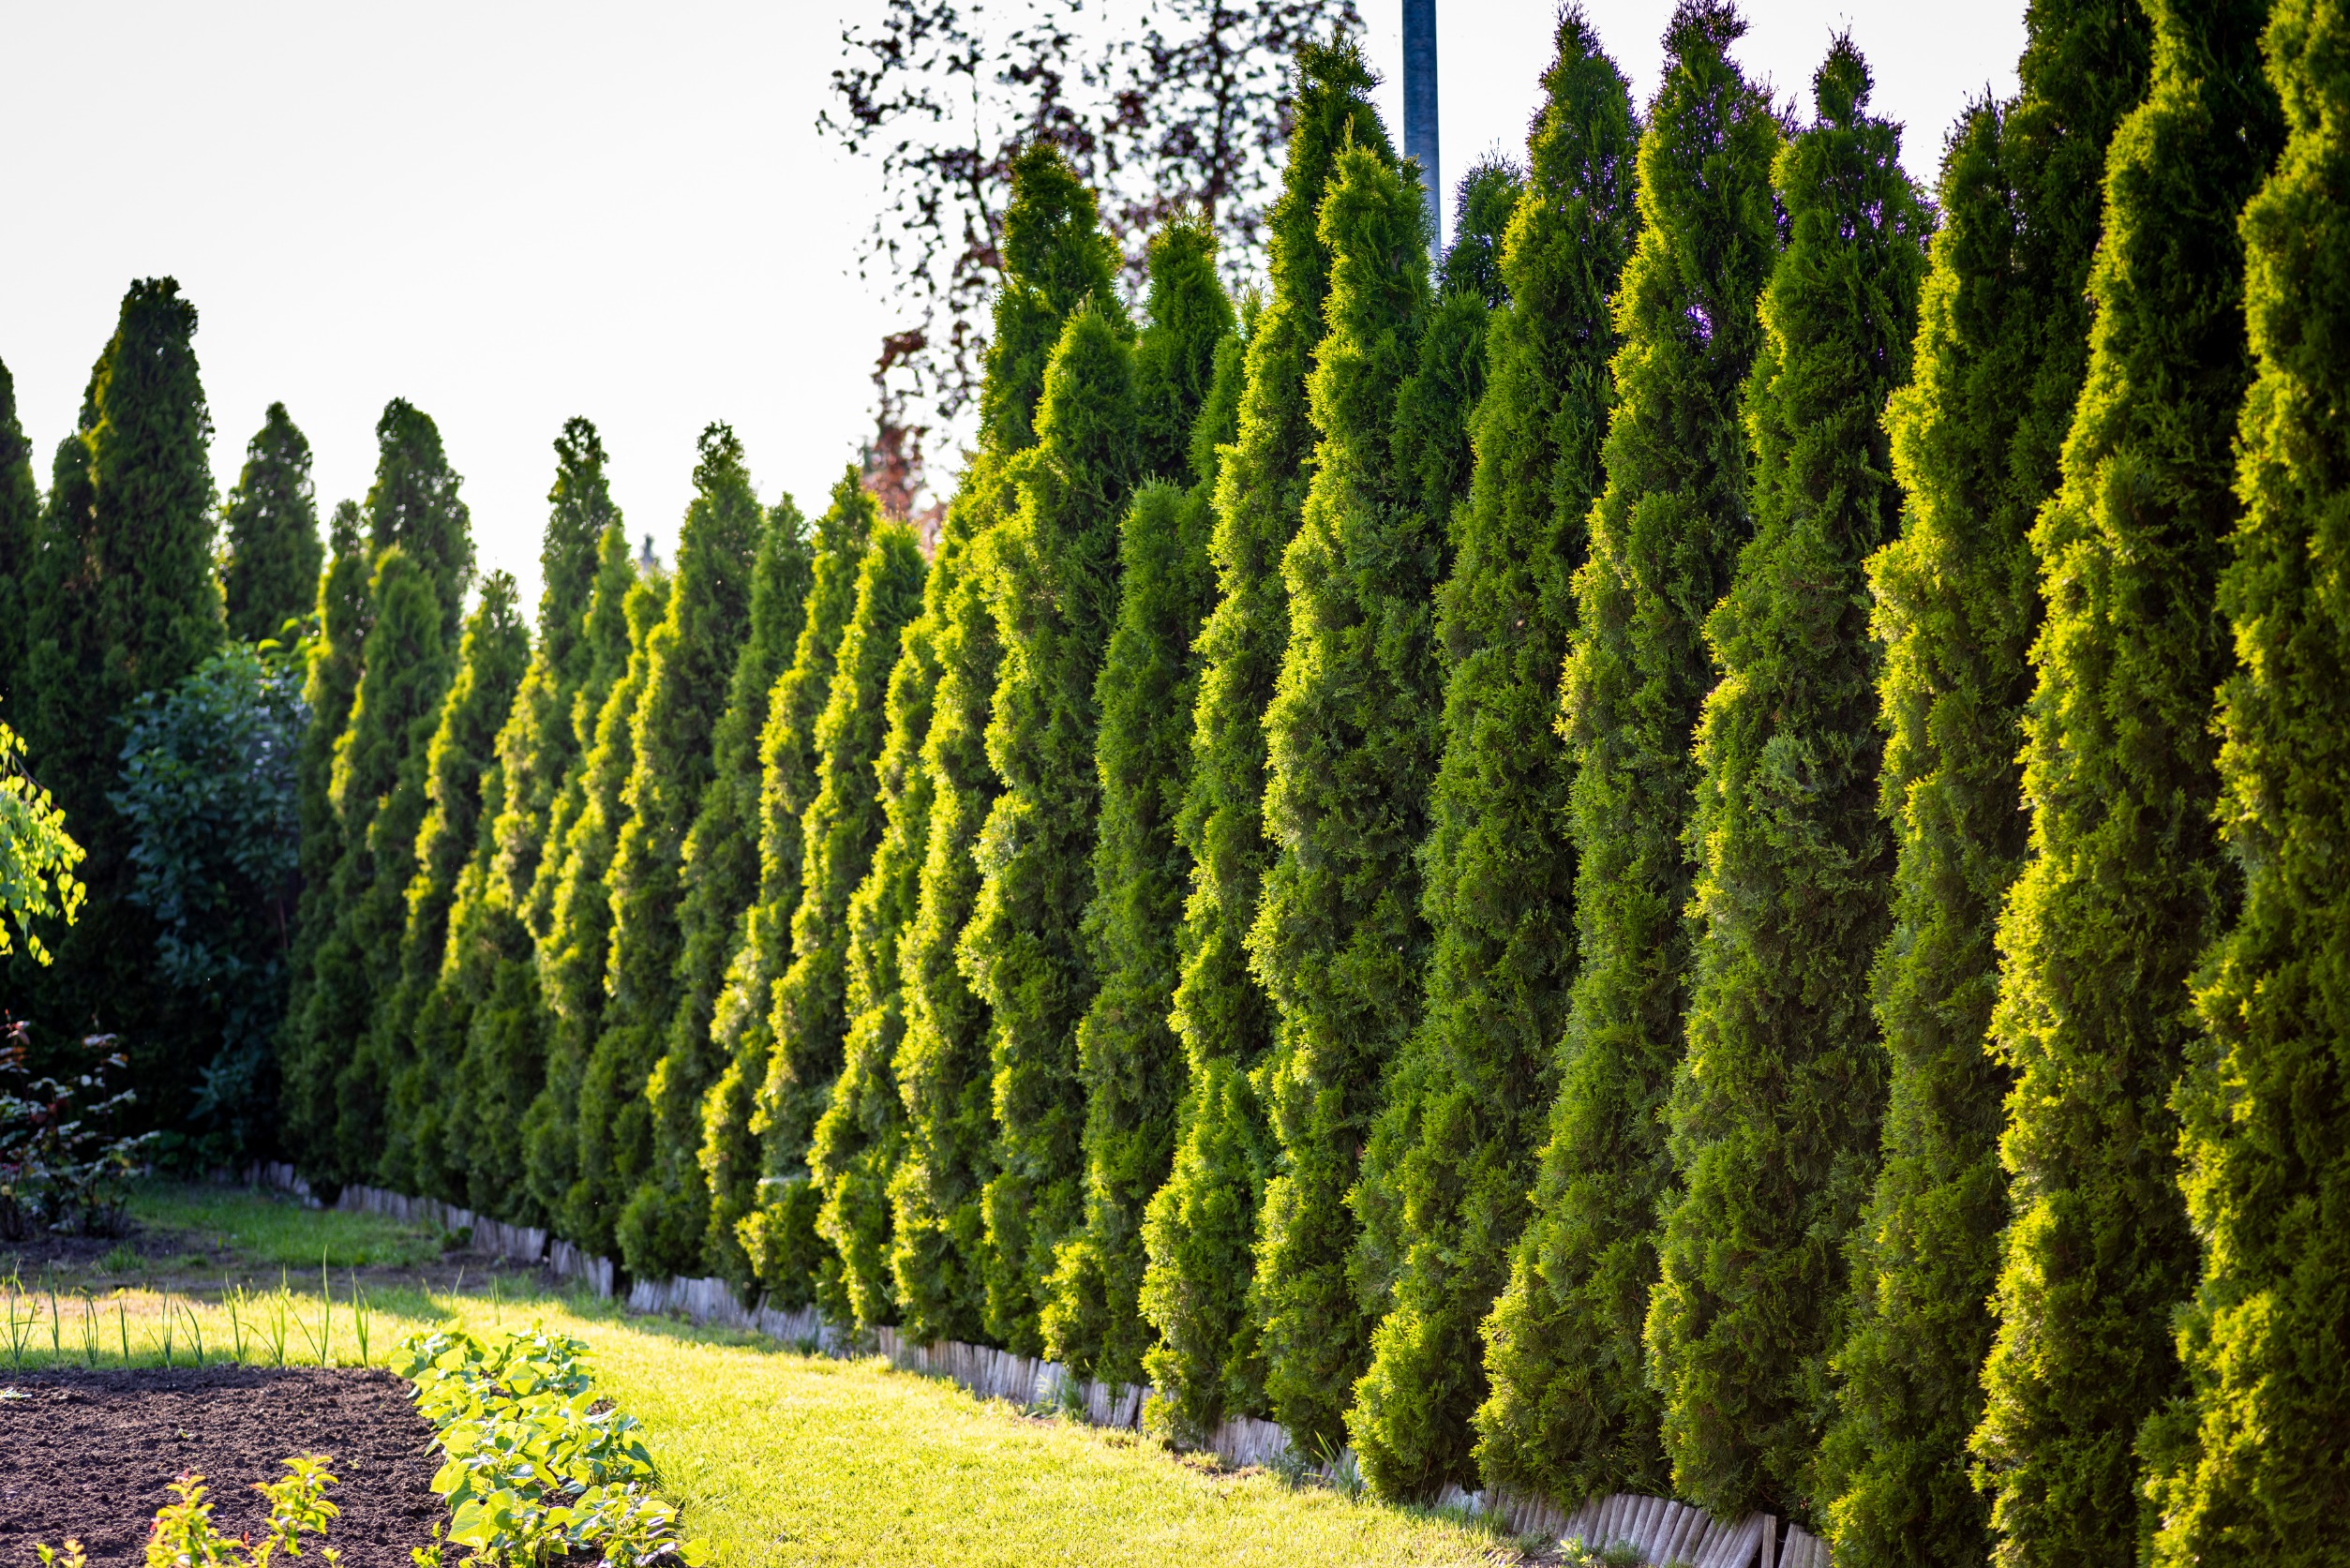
0 357 37 709
364 398 474 642
2152 4 2350 1558
1820 6 2150 1561
1971 0 2283 1558
526 565 669 1228
1246 131 1439 1453
379 575 529 1196
220 403 323 644
752 515 924 1314
699 484 864 1293
1141 41 1385 1440
19 279 220 1091
1644 39 1927 1524
295 548 453 1179
575 426 761 1260
1350 16 1637 1501
1476 2 1782 1505
1040 223 1239 1386
443 421 626 1220
620 494 813 1279
891 143 1123 1347
0 719 84 967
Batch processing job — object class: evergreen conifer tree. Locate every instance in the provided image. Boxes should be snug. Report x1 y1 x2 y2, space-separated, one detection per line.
620 494 813 1277
751 513 925 1311
1475 1 1781 1505
1139 41 1386 1440
891 142 1124 1345
1347 15 1638 1499
0 358 48 708
1641 39 1927 1523
1819 6 2150 1561
1039 221 1238 1385
697 483 866 1292
1248 127 1445 1451
442 420 625 1219
379 574 528 1195
1972 0 2283 1559
574 426 761 1260
365 398 473 641
526 563 669 1226
221 403 323 644
2150 4 2350 1558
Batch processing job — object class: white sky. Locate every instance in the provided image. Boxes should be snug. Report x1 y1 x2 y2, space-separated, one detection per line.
0 2 2023 612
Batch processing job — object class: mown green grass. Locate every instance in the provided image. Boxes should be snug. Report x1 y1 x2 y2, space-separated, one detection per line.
127 1180 445 1270
1 1186 1511 1567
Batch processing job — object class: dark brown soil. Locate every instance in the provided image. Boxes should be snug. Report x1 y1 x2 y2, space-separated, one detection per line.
0 1366 445 1566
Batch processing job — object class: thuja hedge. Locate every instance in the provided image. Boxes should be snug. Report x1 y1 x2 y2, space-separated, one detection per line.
172 7 2349 1562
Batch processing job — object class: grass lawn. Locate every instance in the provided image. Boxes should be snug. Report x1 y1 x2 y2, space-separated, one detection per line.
1 1185 1514 1567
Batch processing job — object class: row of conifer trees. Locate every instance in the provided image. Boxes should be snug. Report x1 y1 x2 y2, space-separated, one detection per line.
7 0 2336 1561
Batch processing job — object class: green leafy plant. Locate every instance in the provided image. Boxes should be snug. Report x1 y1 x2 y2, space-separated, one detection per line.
135 1455 342 1568
0 1022 156 1240
395 1324 707 1566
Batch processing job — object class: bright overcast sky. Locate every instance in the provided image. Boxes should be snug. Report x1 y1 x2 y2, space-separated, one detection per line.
0 2 2024 612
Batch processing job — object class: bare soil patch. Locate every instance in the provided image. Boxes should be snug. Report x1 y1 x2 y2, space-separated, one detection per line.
0 1366 443 1566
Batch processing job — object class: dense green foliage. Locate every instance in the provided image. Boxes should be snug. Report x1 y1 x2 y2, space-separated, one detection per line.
891 143 1124 1346
2152 4 2350 1558
220 403 324 644
0 717 82 968
0 357 37 709
1248 132 1437 1453
1644 40 1927 1525
574 427 762 1259
755 514 923 1315
1140 42 1384 1440
1972 0 2283 1559
1349 14 1637 1501
365 397 475 641
1476 2 1782 1506
1819 5 2150 1561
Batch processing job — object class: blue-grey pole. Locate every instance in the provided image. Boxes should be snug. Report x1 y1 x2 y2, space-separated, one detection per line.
1401 0 1439 253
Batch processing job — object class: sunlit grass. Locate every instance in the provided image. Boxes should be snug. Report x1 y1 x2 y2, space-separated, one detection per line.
125 1179 445 1270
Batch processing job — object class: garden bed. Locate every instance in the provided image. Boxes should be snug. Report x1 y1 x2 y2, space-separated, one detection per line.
0 1366 442 1566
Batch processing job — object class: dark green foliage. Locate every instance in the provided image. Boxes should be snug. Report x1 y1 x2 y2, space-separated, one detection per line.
220 403 323 644
306 549 453 1180
891 142 1124 1346
364 398 473 641
1350 15 1637 1500
753 516 924 1315
444 421 626 1221
576 426 761 1261
525 564 668 1227
810 515 952 1330
1040 224 1239 1386
1140 41 1385 1439
1643 39 1927 1524
2152 5 2350 1557
378 575 528 1198
112 644 304 1161
1475 2 1782 1505
0 358 47 709
620 493 812 1278
1971 0 2282 1558
1247 131 1439 1453
698 483 863 1293
1820 6 2150 1561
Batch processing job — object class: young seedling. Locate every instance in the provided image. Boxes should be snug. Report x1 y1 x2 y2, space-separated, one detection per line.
32 1539 85 1568
181 1300 205 1366
350 1277 372 1368
226 1282 248 1364
142 1456 343 1568
78 1294 97 1368
46 1287 61 1366
157 1300 175 1368
116 1298 129 1366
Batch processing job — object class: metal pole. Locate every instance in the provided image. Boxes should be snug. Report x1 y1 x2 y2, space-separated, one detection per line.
1401 0 1440 254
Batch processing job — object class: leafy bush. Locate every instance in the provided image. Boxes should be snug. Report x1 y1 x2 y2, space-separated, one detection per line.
0 1021 153 1239
0 715 84 966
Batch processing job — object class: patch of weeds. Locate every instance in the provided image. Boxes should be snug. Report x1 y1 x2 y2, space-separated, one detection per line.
1556 1537 1644 1568
98 1244 142 1274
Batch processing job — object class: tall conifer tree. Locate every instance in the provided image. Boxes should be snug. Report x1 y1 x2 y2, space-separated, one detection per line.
1973 0 2283 1558
1040 221 1238 1386
621 494 813 1277
1349 15 1638 1499
1140 42 1385 1439
1247 130 1440 1452
1820 6 2150 1561
752 513 924 1310
697 483 865 1292
2151 3 2350 1558
575 426 761 1259
1642 39 1927 1523
891 143 1123 1345
1475 2 1781 1505
0 357 37 709
221 403 323 644
365 398 473 641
